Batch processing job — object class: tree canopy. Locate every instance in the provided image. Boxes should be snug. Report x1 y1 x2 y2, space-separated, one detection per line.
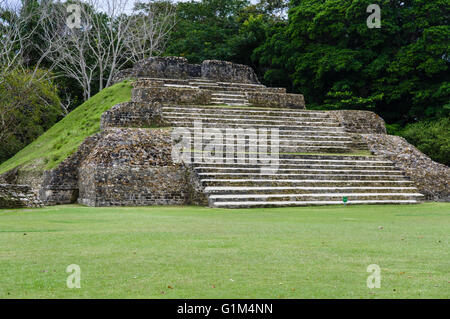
254 0 449 123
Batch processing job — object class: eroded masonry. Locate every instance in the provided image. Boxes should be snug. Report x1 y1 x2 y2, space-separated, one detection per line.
1 57 449 208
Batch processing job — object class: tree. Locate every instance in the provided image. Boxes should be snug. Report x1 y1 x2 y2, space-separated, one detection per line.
131 1 177 62
0 68 61 163
255 0 449 123
165 0 249 63
37 0 176 100
0 0 50 85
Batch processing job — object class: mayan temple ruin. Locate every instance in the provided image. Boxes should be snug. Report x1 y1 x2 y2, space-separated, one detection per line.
1 57 449 208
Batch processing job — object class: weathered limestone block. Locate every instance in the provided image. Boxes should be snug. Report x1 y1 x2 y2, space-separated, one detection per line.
362 134 450 201
77 128 205 207
133 79 171 88
329 110 387 134
132 87 212 105
1 166 45 200
214 82 285 93
185 164 208 206
78 165 189 207
0 167 19 184
112 56 200 83
100 102 167 129
39 132 106 205
201 60 260 84
0 184 43 208
245 91 306 109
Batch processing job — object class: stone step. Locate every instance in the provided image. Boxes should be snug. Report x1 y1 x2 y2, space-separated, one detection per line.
189 79 219 85
169 121 345 132
133 78 190 87
210 99 249 105
211 97 248 101
164 84 196 89
211 199 421 208
204 186 420 195
186 152 380 162
201 179 414 187
190 78 217 82
198 173 406 181
195 163 397 170
163 111 335 122
209 193 424 203
212 103 252 106
162 106 330 117
195 146 352 154
189 81 218 85
217 82 266 88
211 93 246 98
185 146 352 155
185 138 353 146
185 146 352 154
164 115 339 127
195 85 267 92
180 128 352 138
195 167 402 175
213 90 247 94
205 87 283 94
188 156 388 165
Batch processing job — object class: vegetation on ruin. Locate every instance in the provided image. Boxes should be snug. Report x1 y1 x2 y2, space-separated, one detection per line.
0 81 133 174
0 203 448 298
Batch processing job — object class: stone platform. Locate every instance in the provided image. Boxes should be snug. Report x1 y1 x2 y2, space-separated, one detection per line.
2 57 448 208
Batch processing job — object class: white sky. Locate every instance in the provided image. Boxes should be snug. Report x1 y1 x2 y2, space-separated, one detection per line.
4 0 260 12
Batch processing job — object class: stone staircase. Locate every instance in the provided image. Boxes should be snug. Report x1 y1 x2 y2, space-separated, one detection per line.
162 105 424 208
163 78 270 106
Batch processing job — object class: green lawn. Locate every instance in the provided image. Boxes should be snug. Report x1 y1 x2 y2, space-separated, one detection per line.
0 203 448 299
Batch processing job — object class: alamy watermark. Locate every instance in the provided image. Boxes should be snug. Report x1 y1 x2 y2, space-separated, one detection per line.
366 264 381 288
367 4 381 29
66 264 81 289
171 121 280 174
66 4 81 29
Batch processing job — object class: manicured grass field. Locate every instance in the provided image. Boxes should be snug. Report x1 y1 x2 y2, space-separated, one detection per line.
0 203 448 299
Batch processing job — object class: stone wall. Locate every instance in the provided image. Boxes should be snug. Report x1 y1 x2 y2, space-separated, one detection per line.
78 165 188 207
131 85 306 109
201 60 260 84
0 167 45 196
100 102 166 129
112 56 200 83
362 134 450 201
39 132 106 205
112 56 260 84
77 128 204 207
245 91 306 109
0 184 43 208
132 87 212 105
329 110 387 134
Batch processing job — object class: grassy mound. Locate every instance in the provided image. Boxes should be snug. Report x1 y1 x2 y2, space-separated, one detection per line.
0 81 133 174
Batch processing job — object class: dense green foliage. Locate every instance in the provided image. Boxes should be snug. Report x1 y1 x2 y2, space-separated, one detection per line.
166 0 449 125
255 0 449 124
0 69 61 164
165 0 249 63
164 0 285 75
0 81 132 173
400 117 450 166
0 203 449 298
